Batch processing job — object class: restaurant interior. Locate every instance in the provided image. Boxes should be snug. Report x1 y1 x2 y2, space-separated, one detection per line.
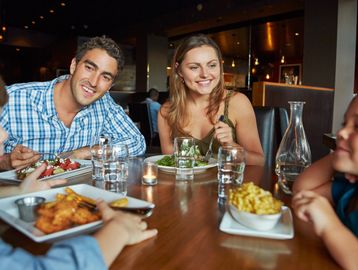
0 0 354 160
0 1 356 269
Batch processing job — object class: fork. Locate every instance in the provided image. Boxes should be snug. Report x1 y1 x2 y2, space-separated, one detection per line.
78 199 155 218
204 135 215 163
40 151 73 159
203 115 225 163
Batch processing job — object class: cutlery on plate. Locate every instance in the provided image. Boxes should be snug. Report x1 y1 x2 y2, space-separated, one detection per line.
78 199 155 218
65 187 155 218
203 115 225 163
40 151 73 159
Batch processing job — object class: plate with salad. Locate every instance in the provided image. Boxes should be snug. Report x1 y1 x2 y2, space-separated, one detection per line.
144 155 217 174
0 159 92 183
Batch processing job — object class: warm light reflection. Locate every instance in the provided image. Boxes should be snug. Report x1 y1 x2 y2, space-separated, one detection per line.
49 9 55 13
39 15 44 19
60 2 66 7
146 187 154 203
254 58 259 66
231 59 235 68
32 21 36 25
0 35 3 41
251 68 256 74
281 56 285 63
265 74 270 80
2 26 6 31
295 32 300 36
24 25 29 29
265 22 274 50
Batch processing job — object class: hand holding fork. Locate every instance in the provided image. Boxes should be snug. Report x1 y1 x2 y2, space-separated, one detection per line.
203 115 225 163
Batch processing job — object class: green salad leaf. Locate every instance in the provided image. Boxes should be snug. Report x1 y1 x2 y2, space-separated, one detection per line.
155 155 208 167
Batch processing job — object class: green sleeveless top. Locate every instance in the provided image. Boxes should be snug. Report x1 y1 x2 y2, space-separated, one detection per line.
174 91 237 156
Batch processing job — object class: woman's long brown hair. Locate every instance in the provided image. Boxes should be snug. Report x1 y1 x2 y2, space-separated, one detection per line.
163 34 225 139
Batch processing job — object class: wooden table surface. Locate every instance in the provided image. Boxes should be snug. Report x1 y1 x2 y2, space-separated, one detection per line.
0 158 340 270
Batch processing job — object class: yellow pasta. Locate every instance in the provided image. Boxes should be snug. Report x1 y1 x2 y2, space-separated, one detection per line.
229 182 283 214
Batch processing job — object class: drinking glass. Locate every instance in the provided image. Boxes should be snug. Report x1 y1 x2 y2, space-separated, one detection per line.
174 137 195 181
90 134 112 181
103 143 129 195
217 145 246 197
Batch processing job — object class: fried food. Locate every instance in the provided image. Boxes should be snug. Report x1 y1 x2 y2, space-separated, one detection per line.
110 198 128 207
229 182 283 215
35 191 101 234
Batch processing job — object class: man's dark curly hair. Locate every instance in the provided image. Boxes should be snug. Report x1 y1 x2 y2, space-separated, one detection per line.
75 36 125 75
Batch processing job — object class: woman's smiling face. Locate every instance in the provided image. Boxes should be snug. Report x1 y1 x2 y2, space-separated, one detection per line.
178 45 220 96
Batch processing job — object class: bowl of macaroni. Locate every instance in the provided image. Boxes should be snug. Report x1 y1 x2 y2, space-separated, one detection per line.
228 182 283 231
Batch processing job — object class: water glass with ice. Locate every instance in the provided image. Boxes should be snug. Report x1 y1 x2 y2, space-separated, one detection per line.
103 143 129 195
217 146 246 197
174 137 195 181
90 134 112 181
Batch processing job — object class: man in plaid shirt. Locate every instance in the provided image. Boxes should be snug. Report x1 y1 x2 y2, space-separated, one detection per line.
0 36 146 170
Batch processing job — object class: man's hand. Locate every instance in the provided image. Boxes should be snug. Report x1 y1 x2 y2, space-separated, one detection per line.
10 145 41 169
70 147 91 160
19 163 67 194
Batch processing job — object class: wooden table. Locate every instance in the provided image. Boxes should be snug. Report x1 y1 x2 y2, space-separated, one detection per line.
0 158 340 270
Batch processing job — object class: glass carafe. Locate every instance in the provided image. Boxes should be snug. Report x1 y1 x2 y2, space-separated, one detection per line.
275 101 311 194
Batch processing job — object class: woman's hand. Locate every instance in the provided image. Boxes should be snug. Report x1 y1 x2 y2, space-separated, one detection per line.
19 163 67 194
292 190 341 237
214 121 235 146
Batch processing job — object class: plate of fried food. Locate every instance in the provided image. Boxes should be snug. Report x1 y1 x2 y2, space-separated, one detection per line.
0 184 155 242
0 158 92 183
144 155 217 174
220 182 294 239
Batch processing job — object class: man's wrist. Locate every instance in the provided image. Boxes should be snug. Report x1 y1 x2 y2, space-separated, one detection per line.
0 153 13 171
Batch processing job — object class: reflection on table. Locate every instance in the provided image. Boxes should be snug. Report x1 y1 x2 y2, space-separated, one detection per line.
0 158 339 270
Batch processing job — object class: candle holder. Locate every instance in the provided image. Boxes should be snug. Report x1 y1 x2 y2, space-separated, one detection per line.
142 161 158 185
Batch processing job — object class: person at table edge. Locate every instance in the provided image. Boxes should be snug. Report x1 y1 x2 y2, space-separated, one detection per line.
0 36 145 170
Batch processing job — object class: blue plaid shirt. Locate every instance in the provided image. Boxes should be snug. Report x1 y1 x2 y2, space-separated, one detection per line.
0 76 146 156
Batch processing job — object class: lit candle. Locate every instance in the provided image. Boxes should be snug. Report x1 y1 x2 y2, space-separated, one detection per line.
142 162 158 185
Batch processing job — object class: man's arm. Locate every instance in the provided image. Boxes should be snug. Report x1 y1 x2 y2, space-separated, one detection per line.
103 98 146 156
0 145 41 171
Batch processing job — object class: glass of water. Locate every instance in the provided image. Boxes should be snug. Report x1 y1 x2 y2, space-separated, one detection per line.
174 137 195 181
217 145 246 197
90 134 112 181
103 143 129 195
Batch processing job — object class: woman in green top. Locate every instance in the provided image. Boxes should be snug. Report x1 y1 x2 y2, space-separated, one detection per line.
158 34 264 166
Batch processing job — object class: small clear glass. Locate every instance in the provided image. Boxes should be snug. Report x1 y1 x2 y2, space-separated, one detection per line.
217 145 246 198
174 137 195 181
142 161 158 185
103 143 129 195
90 134 112 181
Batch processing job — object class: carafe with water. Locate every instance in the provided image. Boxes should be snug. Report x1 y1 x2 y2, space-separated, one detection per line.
275 101 311 194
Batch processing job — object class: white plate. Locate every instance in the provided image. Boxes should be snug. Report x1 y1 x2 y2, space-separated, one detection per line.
0 184 155 242
219 206 294 240
144 155 217 174
0 159 92 183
